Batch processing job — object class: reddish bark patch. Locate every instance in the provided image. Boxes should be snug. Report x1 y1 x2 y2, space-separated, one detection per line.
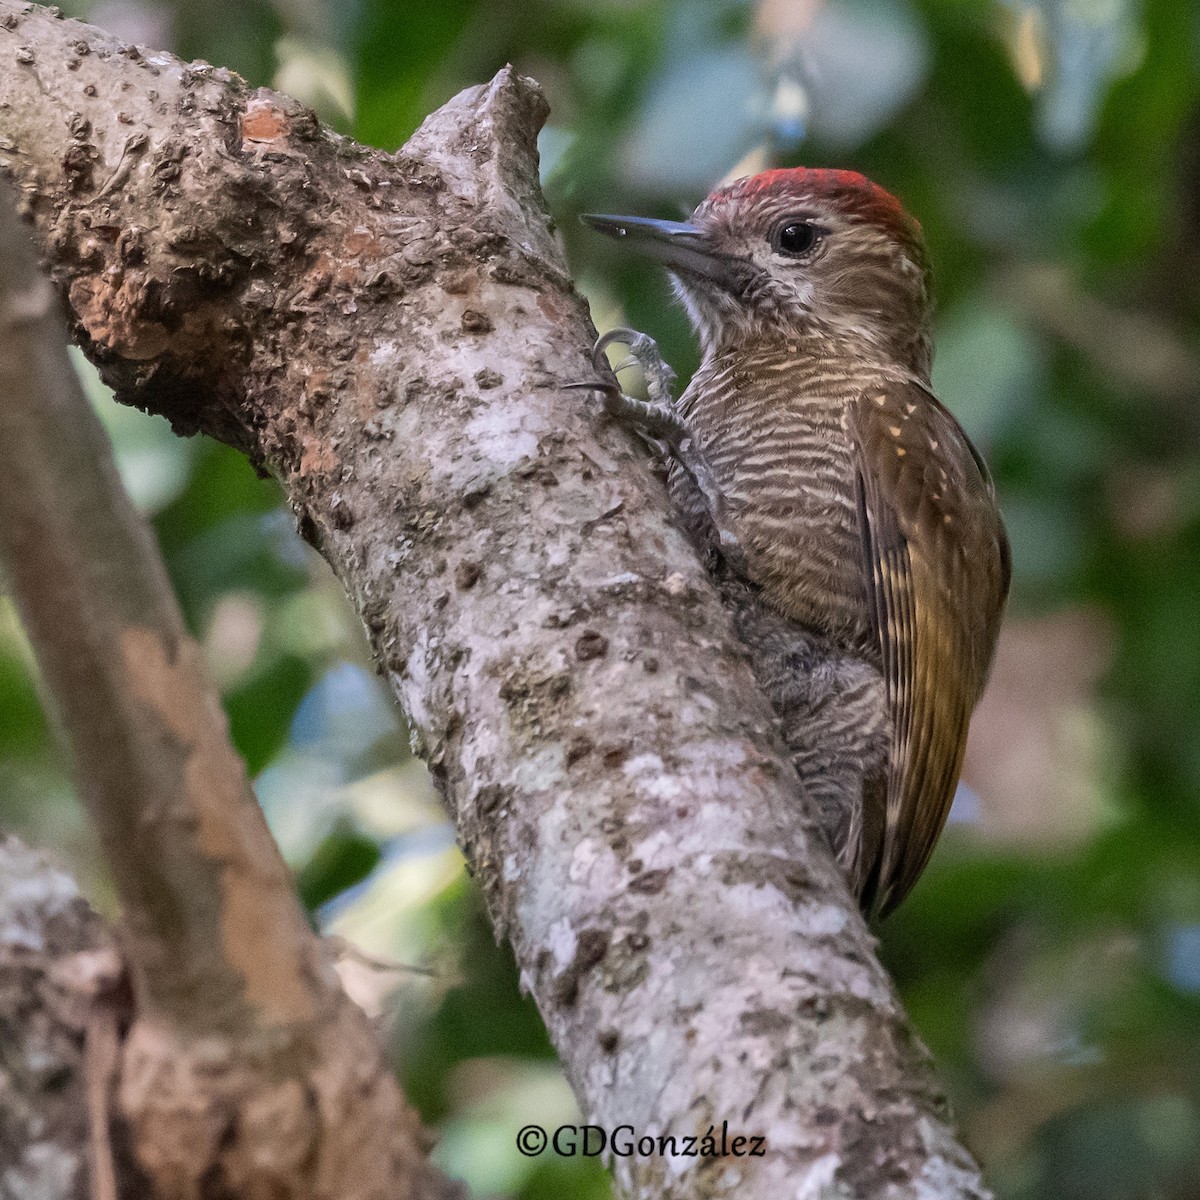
299 434 338 480
343 228 383 260
70 274 169 361
241 98 290 146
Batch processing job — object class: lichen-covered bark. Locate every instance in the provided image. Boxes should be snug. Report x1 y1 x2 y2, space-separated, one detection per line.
0 3 992 1196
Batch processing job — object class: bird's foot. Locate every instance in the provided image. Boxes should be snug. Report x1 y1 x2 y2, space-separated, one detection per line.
564 326 683 441
597 326 677 409
566 327 748 575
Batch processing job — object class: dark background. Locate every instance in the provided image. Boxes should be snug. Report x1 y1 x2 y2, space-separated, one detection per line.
2 1 1199 1196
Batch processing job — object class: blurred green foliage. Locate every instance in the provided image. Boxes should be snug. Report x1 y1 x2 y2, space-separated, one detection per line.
3 0 1199 1196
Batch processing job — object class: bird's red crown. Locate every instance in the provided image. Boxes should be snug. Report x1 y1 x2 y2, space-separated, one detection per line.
710 167 923 258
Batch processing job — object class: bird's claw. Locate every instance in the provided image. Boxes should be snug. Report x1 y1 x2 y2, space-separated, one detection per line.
593 326 677 406
567 327 686 443
568 328 749 576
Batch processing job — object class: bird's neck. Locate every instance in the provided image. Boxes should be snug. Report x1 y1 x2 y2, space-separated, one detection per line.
700 328 931 387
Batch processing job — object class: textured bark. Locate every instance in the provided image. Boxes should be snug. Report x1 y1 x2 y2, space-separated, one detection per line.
0 176 459 1199
0 3 992 1197
0 836 131 1200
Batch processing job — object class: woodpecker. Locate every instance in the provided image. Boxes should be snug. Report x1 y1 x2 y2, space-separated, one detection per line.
579 168 1010 916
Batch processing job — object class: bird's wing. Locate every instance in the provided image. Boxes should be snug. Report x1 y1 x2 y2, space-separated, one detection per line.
850 380 1010 915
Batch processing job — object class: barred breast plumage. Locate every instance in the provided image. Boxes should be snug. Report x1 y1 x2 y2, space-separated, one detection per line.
677 341 877 652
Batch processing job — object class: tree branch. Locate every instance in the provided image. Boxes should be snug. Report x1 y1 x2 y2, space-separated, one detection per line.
0 3 991 1196
0 172 460 1199
0 834 129 1200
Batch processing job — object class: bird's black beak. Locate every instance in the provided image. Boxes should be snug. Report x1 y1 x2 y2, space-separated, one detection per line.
582 213 730 286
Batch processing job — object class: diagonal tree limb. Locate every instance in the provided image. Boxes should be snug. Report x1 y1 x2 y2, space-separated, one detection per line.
0 3 992 1196
0 173 461 1199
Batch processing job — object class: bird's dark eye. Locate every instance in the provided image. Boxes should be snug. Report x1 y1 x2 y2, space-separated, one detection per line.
773 221 819 257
